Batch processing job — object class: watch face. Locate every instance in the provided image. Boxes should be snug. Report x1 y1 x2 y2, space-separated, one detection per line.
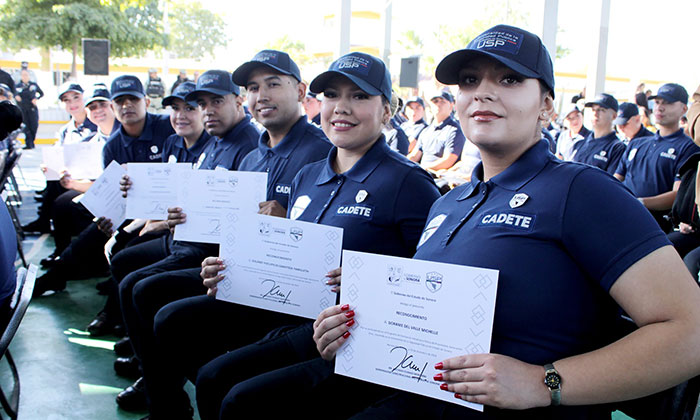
545 373 561 389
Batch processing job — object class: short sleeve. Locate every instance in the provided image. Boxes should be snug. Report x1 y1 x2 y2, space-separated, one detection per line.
614 146 629 177
606 142 627 175
443 126 465 157
675 141 700 179
562 168 670 291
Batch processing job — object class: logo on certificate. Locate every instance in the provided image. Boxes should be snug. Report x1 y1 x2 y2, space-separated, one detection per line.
258 222 270 236
228 176 238 188
387 265 403 284
425 271 443 292
289 227 303 242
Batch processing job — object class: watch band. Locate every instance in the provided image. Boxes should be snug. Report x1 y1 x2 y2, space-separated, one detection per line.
543 363 562 406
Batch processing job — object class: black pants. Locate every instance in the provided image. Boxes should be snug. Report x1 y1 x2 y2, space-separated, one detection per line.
35 181 67 226
150 295 304 418
20 106 37 148
47 223 110 281
51 190 93 254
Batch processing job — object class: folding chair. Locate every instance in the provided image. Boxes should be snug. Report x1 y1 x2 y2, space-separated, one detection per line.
0 265 36 420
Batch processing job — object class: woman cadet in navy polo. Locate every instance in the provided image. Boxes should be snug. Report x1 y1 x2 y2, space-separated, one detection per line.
193 52 441 419
315 26 700 419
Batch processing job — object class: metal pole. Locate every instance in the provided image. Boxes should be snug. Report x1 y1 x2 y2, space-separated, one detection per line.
585 0 610 99
382 0 392 67
542 0 558 63
338 0 351 56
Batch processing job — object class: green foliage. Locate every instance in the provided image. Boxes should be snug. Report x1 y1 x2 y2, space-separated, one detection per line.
167 1 228 60
0 0 164 58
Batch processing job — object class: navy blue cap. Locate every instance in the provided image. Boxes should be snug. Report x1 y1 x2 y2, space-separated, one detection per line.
84 83 111 106
110 75 145 100
585 93 618 112
310 52 392 101
58 82 84 100
0 83 10 95
405 96 425 108
431 90 454 103
163 81 197 107
613 102 640 125
185 70 239 102
649 83 689 104
232 50 302 86
305 91 319 100
435 24 555 97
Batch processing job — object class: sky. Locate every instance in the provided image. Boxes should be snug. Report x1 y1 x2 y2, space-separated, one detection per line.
197 0 700 99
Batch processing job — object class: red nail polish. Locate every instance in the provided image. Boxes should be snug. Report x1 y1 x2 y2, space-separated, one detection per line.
454 393 462 400
440 383 448 391
344 310 355 318
342 331 351 339
346 319 355 327
433 373 443 381
434 362 443 370
341 304 350 311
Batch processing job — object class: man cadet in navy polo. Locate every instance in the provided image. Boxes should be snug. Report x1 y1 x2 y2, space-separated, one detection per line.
102 75 174 168
408 90 466 170
185 70 260 171
302 91 321 125
615 83 700 232
572 93 626 175
615 102 654 143
400 95 428 152
161 81 213 166
232 49 332 214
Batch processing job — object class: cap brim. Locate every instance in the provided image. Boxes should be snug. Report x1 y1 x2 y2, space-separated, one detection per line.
84 96 110 106
162 95 198 107
112 91 145 100
184 88 233 102
584 100 614 110
58 89 82 100
310 71 383 98
232 61 297 86
648 94 681 103
405 99 424 107
613 116 630 125
436 49 541 85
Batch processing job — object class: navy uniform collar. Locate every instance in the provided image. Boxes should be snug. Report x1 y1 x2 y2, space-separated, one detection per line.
173 130 210 154
258 116 307 159
119 113 156 147
589 131 618 142
654 128 686 142
316 135 389 185
435 114 458 130
217 115 253 145
457 139 550 200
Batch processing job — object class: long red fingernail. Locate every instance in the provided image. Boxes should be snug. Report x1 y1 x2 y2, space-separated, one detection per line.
346 319 355 327
454 393 462 400
344 310 355 318
341 304 350 311
342 331 351 339
434 362 443 370
440 383 448 391
433 373 443 381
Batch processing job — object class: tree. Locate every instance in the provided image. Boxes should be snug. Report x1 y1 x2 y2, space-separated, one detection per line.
0 0 164 78
167 1 228 60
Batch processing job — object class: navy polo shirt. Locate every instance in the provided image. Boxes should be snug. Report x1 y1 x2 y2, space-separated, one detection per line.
615 129 700 197
416 115 466 165
400 118 428 141
572 131 626 175
102 113 174 167
414 140 669 365
59 117 98 145
199 115 260 171
311 113 321 126
162 130 213 166
288 138 440 257
384 126 409 155
632 125 654 140
238 116 330 210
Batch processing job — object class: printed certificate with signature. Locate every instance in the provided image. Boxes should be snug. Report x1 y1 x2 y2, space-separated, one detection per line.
125 162 192 219
335 250 499 411
217 213 343 319
173 169 267 244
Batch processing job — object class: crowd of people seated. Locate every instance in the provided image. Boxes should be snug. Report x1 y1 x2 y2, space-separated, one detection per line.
2 23 700 420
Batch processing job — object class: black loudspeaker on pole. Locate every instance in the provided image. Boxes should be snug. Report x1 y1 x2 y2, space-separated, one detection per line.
83 39 110 76
399 56 420 88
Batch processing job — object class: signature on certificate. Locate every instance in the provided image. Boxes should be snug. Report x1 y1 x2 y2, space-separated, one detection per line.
389 346 428 383
261 279 292 304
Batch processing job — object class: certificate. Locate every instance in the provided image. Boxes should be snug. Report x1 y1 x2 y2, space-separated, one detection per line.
63 142 104 180
335 250 499 412
173 169 267 244
41 146 64 181
80 161 127 228
125 162 192 219
217 213 343 319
